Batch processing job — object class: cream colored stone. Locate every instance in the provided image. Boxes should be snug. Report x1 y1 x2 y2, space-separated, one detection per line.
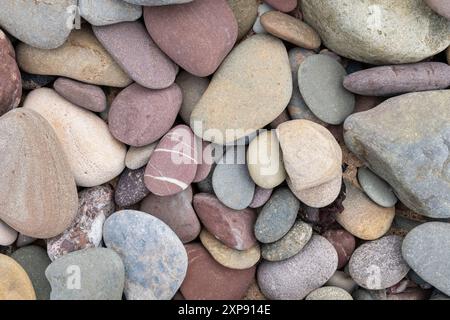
125 142 157 170
0 220 17 246
0 254 36 300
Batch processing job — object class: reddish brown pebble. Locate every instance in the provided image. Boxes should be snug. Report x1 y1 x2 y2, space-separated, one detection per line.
144 0 238 77
249 187 273 208
53 78 107 112
109 83 182 147
193 193 257 250
0 30 21 116
145 125 198 196
323 229 356 269
140 186 201 243
264 0 297 12
181 243 256 300
115 167 150 207
193 141 214 183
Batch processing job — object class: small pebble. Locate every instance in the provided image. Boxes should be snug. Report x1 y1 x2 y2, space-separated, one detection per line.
0 220 17 246
53 78 107 112
249 187 273 209
323 229 356 269
306 286 353 300
115 168 150 207
125 142 157 170
358 167 398 207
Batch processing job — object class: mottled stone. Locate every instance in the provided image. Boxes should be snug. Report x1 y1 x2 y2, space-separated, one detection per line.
323 229 356 269
54 78 107 112
227 0 258 40
176 71 209 124
115 168 149 207
306 286 353 300
79 0 142 26
125 142 157 170
0 254 35 300
0 30 21 116
358 167 398 208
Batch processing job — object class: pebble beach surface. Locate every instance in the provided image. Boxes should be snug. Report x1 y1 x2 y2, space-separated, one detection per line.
1 0 450 301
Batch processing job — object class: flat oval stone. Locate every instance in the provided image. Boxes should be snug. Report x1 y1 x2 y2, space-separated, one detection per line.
109 83 181 147
193 193 257 250
200 230 260 270
301 0 450 65
93 22 178 89
336 181 395 240
17 27 132 87
0 0 76 49
176 71 209 124
53 78 107 112
426 0 450 19
191 34 292 144
247 130 286 189
306 286 353 300
115 168 149 207
344 62 450 97
47 185 115 261
144 125 198 196
261 11 321 49
103 210 188 300
349 235 410 290
249 187 273 209
299 54 355 125
79 0 142 26
140 186 201 243
323 229 356 269
11 246 51 300
358 167 398 208
0 220 17 246
0 254 35 300
402 222 450 296
125 143 157 170
24 88 127 187
0 30 21 117
46 248 125 300
255 188 300 244
261 221 312 262
144 0 237 77
264 0 297 12
258 235 338 299
181 243 256 300
228 0 258 40
0 108 78 238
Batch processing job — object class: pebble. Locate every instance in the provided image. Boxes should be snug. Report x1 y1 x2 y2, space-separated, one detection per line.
261 221 312 262
24 88 127 187
301 0 450 64
261 11 321 49
103 210 188 300
196 163 215 194
277 120 342 207
45 248 125 300
144 125 198 196
93 22 178 89
79 0 142 26
253 3 273 34
200 230 261 270
123 0 192 5
358 167 398 208
0 220 17 246
0 254 35 300
193 141 214 183
17 27 132 87
47 185 115 261
255 188 300 244
0 0 76 49
53 78 107 112
247 130 286 189
326 271 358 293
349 235 410 290
323 229 356 269
190 34 292 144
344 62 450 97
16 234 36 248
298 54 355 125
21 72 56 91
144 0 237 77
425 0 450 20
264 0 297 12
11 246 51 300
181 243 256 300
402 222 450 296
344 90 450 218
306 286 353 300
125 142 157 170
115 168 150 207
140 186 201 243
249 187 273 209
176 71 209 124
0 30 21 116
193 193 257 250
228 0 258 40
0 108 78 238
257 235 338 300
336 181 395 240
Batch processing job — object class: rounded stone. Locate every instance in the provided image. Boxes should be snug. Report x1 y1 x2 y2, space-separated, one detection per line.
16 234 36 248
181 243 256 300
115 168 150 207
0 254 36 300
200 230 260 270
24 88 127 188
79 0 142 26
358 167 398 208
264 0 297 12
349 235 410 290
261 11 321 49
425 0 450 19
193 141 214 183
0 108 78 238
255 188 300 244
298 54 355 125
227 0 258 40
11 246 51 300
125 142 157 170
249 187 273 209
0 220 17 246
0 30 21 117
257 235 338 300
247 130 286 189
323 229 356 269
124 0 192 4
53 78 107 112
176 71 209 124
261 221 312 262
306 286 353 300
103 210 188 300
193 193 257 251
326 271 358 293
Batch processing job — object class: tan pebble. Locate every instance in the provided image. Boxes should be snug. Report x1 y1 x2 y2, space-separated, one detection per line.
0 254 36 300
125 142 157 170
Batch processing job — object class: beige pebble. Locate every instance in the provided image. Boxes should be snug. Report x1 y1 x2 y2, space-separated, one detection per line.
125 142 157 170
0 220 17 246
0 254 36 300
